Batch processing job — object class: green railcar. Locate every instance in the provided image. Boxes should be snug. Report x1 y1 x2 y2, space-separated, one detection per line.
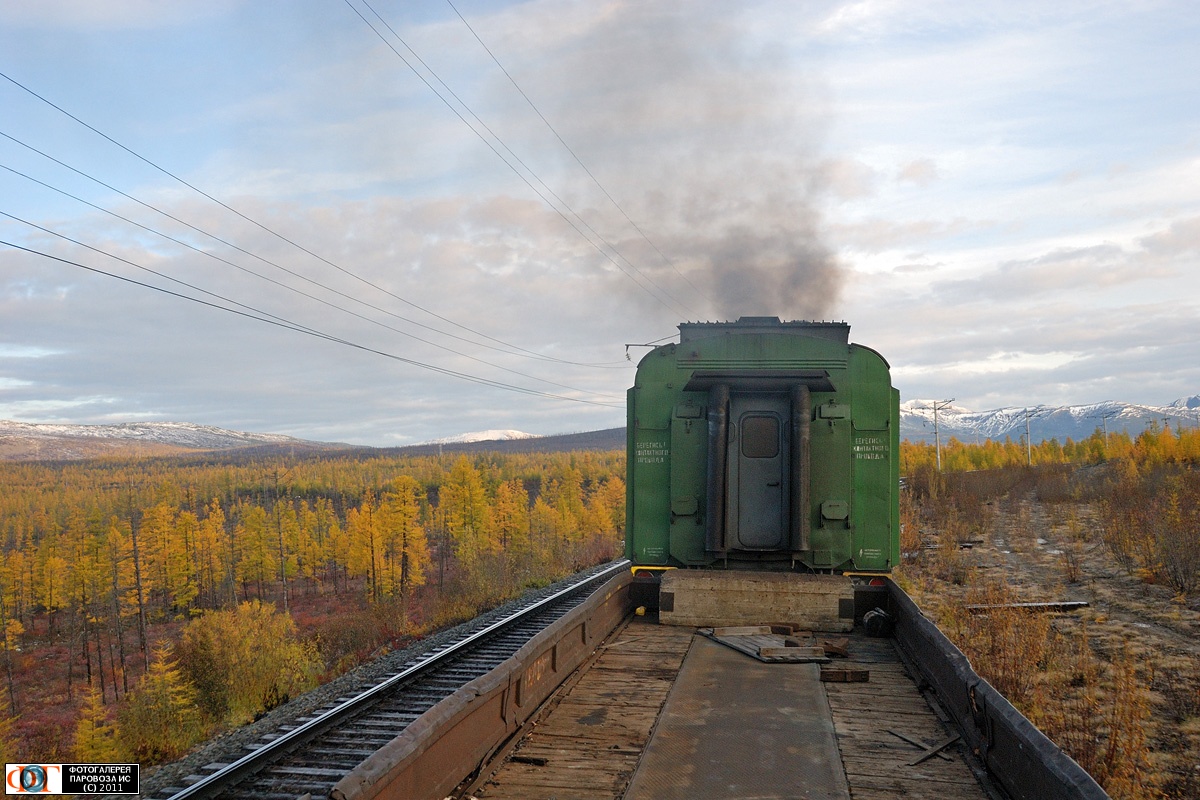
625 317 899 577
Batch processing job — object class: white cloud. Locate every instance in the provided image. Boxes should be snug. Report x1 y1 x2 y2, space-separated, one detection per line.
894 350 1078 378
0 0 240 29
1 0 1198 442
0 345 62 358
896 159 938 186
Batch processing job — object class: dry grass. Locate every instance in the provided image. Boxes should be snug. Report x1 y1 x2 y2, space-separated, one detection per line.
903 467 1200 799
934 579 1051 705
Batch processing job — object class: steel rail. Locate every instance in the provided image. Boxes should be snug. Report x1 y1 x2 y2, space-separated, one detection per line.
165 559 630 800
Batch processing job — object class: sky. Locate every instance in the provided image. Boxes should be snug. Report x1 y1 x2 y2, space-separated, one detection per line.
1 0 1198 446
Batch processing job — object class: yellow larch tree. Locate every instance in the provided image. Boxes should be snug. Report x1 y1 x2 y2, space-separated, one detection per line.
0 710 18 766
235 503 276 600
101 517 137 695
529 496 561 566
379 476 431 600
313 497 348 593
32 532 69 638
170 509 200 612
492 478 532 579
176 601 320 726
137 501 177 614
115 644 204 763
295 499 326 591
73 686 119 762
439 457 497 579
193 500 226 609
345 491 383 601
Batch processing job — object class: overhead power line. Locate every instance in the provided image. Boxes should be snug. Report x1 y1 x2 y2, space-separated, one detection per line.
445 0 717 309
0 210 327 338
0 130 625 373
346 0 698 319
0 70 623 370
0 238 623 409
0 205 623 400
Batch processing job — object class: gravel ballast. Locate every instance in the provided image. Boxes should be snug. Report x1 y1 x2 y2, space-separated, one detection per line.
133 561 623 800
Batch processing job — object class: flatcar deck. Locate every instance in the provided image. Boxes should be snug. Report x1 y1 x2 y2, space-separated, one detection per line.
473 614 989 800
471 617 694 799
824 634 987 799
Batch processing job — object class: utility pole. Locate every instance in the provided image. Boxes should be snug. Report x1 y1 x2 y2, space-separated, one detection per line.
1100 411 1118 457
1023 407 1052 465
919 399 955 471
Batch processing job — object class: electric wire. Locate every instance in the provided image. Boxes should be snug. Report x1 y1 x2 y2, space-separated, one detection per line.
0 129 627 371
0 70 625 369
345 0 696 319
361 0 700 318
0 204 624 400
445 0 718 309
0 238 623 408
0 211 327 338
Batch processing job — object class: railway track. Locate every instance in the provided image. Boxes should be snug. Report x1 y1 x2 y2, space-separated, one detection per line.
150 560 630 800
142 563 1107 800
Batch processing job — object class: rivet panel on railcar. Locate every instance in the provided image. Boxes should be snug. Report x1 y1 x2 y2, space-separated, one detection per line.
625 317 900 611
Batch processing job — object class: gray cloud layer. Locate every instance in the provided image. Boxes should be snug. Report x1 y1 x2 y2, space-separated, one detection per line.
1 1 1198 444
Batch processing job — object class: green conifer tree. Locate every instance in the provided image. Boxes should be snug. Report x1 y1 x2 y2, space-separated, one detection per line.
115 645 204 763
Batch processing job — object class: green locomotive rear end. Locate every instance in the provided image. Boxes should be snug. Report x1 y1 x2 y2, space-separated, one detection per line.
625 317 899 586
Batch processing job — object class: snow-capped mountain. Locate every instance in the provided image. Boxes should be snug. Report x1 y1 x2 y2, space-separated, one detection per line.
1168 395 1200 411
0 420 318 460
900 397 1200 444
422 430 540 446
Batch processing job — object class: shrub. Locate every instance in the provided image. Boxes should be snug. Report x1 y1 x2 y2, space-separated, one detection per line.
176 601 321 726
1060 540 1084 584
947 580 1050 705
312 598 418 672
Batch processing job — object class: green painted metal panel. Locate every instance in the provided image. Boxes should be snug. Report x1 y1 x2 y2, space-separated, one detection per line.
625 388 635 561
670 407 710 564
629 345 677 565
848 347 900 570
626 319 898 574
631 424 671 564
809 391 852 570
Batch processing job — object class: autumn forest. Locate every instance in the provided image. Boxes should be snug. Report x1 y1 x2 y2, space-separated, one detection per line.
0 448 626 764
3 423 1199 790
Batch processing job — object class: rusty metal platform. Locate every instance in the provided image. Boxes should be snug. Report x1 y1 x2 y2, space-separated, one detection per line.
473 616 990 800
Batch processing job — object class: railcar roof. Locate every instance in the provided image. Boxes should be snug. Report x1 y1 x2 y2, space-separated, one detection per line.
678 317 850 344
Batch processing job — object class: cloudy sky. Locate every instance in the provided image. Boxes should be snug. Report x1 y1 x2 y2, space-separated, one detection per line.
1 0 1197 446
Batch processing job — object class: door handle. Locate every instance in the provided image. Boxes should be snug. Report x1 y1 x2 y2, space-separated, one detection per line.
767 481 780 486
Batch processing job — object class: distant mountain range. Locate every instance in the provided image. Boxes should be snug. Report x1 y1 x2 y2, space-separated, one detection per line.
0 420 624 462
394 428 624 457
420 429 540 446
0 420 329 461
5 394 1196 462
900 396 1200 445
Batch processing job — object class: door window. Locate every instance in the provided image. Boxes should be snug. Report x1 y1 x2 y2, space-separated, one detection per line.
741 415 780 459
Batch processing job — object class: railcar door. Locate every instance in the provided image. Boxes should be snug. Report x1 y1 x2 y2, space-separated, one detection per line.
727 395 790 550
